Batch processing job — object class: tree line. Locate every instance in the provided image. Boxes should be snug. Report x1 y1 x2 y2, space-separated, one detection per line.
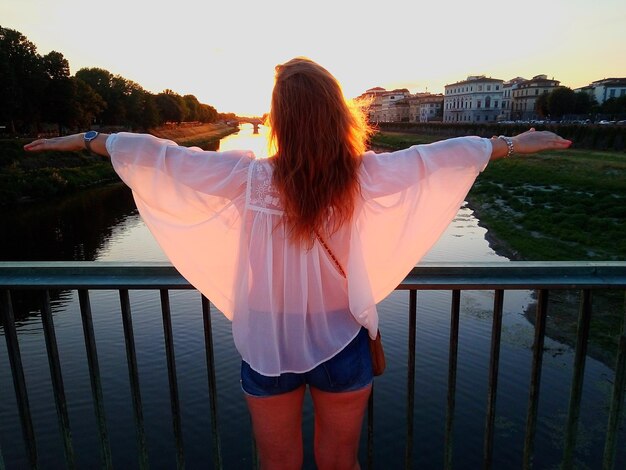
534 86 626 121
0 26 220 135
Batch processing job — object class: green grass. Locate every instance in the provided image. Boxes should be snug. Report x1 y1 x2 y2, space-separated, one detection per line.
370 131 440 149
469 149 626 261
372 131 626 366
0 139 119 204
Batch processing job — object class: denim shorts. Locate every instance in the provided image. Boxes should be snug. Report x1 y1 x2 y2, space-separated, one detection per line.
241 327 373 397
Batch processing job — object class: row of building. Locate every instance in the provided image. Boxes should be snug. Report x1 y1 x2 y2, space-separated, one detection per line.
358 77 626 124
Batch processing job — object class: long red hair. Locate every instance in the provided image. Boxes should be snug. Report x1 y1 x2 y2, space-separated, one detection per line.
268 57 372 244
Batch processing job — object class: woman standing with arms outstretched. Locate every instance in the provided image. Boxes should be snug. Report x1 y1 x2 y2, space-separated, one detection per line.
26 57 571 469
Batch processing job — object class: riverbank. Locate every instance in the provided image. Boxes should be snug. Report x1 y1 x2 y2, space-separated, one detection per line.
371 130 626 367
0 122 239 204
149 121 238 148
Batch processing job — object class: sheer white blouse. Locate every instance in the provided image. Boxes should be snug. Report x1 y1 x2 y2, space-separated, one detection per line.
106 133 492 376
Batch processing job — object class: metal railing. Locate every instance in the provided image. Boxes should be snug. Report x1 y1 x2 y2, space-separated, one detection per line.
1 261 625 470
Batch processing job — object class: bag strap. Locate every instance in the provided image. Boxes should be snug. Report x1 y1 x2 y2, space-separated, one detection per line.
314 230 346 279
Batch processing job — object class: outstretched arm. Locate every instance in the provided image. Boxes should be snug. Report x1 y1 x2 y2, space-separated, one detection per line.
489 128 572 160
24 133 111 157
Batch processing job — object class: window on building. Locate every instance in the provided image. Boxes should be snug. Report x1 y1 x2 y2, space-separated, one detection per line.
485 96 491 108
495 101 499 108
487 85 491 91
535 89 539 95
496 85 500 90
477 100 481 108
609 89 616 98
621 89 626 97
478 85 483 91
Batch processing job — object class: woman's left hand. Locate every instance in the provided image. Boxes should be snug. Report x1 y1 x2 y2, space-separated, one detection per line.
512 128 572 155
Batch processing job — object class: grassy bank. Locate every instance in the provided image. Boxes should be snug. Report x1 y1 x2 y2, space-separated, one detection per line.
371 131 626 365
0 123 238 204
0 140 118 204
150 122 237 148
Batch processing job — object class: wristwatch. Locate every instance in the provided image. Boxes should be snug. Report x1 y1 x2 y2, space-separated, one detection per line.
84 131 99 152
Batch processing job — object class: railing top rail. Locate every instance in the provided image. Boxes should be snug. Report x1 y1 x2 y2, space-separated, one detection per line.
0 261 625 290
401 261 626 290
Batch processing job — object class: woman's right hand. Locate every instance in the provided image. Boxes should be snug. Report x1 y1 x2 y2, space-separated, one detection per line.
24 133 110 157
23 134 86 153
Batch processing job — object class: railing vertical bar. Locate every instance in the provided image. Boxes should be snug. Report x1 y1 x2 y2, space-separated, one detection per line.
40 290 75 469
562 289 592 468
483 289 504 470
522 289 549 470
201 295 222 469
444 289 461 470
250 414 259 470
0 290 38 469
367 384 374 470
77 289 112 469
118 289 149 469
602 292 626 470
405 289 417 469
160 289 185 470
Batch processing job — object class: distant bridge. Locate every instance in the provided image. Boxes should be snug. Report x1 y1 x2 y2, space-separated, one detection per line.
237 117 264 133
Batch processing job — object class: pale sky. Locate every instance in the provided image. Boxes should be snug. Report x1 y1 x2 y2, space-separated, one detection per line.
2 0 625 116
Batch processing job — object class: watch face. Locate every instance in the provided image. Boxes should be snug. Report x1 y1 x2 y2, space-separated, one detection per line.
85 130 98 141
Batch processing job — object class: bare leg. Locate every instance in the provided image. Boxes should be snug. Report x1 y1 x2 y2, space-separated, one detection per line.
245 385 306 470
310 384 372 470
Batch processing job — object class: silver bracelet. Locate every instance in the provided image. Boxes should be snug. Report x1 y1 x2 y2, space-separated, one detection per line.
498 135 514 158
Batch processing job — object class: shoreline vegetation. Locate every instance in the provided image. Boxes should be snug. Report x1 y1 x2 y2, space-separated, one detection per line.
371 130 626 368
0 122 238 204
149 121 237 148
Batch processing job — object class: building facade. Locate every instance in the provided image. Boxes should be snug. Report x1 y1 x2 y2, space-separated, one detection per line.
510 75 560 121
575 78 626 105
500 77 526 121
359 87 411 123
443 76 503 123
404 93 444 122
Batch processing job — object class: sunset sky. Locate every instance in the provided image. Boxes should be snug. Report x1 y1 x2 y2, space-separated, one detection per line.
2 0 625 116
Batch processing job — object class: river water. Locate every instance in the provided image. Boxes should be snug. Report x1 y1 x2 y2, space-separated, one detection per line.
0 125 623 469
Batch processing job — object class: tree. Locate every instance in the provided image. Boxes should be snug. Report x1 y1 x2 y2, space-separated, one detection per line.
547 87 576 119
0 27 223 132
535 92 550 118
75 67 120 125
199 104 218 123
155 91 185 124
140 93 160 129
71 77 106 129
573 91 595 116
600 95 626 119
0 26 46 133
41 51 74 132
183 94 202 121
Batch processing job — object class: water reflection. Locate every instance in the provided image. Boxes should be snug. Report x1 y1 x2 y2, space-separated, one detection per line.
217 123 271 157
0 182 136 262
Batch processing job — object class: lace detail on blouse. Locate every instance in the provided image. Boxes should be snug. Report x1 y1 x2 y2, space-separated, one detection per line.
247 160 284 215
